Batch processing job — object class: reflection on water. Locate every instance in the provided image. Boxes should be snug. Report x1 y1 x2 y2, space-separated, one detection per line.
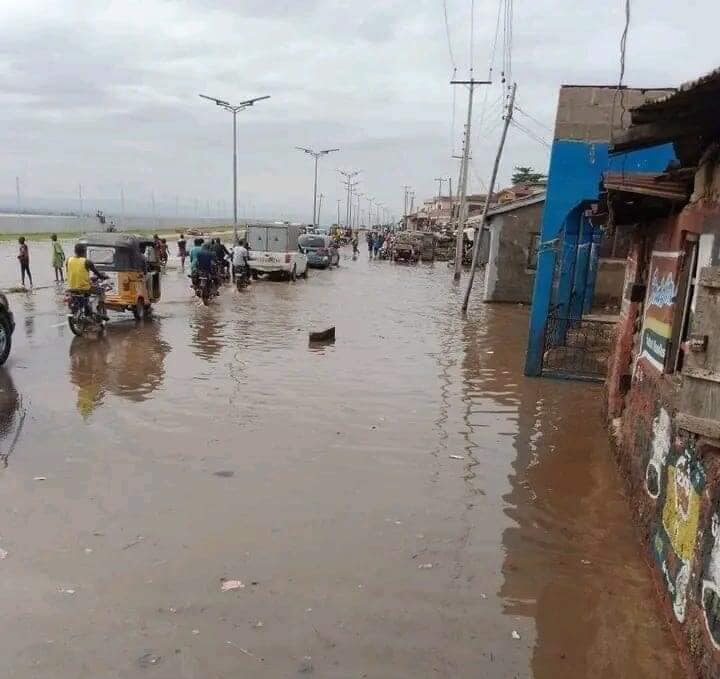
0 368 25 467
68 321 170 419
21 294 35 338
188 305 226 361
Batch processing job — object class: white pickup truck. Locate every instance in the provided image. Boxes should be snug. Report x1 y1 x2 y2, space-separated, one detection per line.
247 224 308 281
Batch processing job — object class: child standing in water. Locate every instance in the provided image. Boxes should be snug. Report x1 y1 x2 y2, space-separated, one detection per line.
18 236 32 288
51 234 65 283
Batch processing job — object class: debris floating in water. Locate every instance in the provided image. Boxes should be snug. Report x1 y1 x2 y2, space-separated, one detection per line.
449 455 465 460
33 476 47 481
0 547 8 560
221 579 245 592
309 326 335 343
418 563 433 569
512 630 521 640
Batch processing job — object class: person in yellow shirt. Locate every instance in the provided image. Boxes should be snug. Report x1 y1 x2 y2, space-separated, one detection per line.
66 243 109 319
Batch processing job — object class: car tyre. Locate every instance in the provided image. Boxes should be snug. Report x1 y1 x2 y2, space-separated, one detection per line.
0 314 12 366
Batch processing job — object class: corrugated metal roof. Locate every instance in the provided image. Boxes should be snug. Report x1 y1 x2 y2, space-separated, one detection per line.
632 66 720 119
467 192 546 222
603 171 692 201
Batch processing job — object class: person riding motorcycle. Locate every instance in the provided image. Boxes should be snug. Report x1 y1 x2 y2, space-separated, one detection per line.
66 243 109 320
232 240 251 285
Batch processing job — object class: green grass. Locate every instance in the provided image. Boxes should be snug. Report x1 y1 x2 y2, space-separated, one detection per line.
0 227 237 243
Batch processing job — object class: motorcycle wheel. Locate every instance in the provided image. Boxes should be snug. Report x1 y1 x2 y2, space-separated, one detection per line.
68 316 85 337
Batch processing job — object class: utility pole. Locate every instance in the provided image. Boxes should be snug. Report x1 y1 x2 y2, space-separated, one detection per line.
151 191 157 223
339 170 360 229
409 191 415 214
78 184 84 216
336 199 341 229
402 185 411 230
199 93 270 236
120 186 125 224
295 146 339 227
435 177 446 200
317 193 324 227
451 75 491 280
462 83 517 312
15 176 21 212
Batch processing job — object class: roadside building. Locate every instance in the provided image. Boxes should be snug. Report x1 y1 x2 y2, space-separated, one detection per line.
476 192 545 303
523 84 675 378
601 67 720 679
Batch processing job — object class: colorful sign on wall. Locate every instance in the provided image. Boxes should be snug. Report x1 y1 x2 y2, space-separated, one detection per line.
640 252 681 372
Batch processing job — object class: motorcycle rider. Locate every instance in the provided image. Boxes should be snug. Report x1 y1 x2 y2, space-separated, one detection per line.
66 243 109 320
232 239 251 285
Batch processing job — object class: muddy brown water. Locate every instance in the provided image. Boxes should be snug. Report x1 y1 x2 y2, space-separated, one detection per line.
0 243 685 678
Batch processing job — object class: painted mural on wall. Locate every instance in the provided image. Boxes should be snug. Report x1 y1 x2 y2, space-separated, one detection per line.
652 437 706 623
645 407 672 499
640 252 680 372
701 511 720 649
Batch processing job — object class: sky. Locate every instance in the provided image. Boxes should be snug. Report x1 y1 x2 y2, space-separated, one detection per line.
0 0 717 222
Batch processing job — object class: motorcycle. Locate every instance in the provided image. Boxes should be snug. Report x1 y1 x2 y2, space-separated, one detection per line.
192 271 219 305
66 279 112 337
234 264 251 292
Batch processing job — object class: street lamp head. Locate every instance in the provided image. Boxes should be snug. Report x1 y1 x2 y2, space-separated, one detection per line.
320 148 340 155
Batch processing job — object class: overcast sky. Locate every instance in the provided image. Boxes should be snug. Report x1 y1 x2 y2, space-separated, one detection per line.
0 0 717 221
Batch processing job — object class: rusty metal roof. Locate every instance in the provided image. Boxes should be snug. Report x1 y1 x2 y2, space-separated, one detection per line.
631 66 720 123
603 170 692 201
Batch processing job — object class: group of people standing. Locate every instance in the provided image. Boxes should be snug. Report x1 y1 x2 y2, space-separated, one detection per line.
366 231 393 259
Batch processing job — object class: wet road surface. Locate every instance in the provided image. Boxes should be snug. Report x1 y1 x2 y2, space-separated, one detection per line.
0 242 685 678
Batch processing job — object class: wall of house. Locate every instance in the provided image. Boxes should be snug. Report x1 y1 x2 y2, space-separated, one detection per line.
483 202 543 303
594 258 626 308
606 154 720 678
525 85 676 375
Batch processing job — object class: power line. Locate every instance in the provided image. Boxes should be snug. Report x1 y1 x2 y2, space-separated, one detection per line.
610 0 631 142
510 119 551 149
469 0 475 72
514 104 552 133
442 0 457 70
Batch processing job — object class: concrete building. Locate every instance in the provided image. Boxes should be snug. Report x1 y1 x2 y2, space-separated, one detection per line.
602 67 720 679
524 84 676 377
406 193 487 231
477 192 545 304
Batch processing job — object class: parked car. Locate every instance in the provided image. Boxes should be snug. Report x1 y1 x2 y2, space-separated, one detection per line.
0 292 15 366
299 234 340 268
247 224 308 281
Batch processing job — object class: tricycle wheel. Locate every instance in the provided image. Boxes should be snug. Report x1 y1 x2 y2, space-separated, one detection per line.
132 300 146 321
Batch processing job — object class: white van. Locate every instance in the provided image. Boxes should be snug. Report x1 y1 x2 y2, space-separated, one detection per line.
246 224 308 280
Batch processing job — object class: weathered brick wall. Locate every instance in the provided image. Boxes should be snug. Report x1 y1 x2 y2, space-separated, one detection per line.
608 202 720 678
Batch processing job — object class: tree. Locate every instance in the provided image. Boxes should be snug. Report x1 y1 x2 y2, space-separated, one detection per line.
511 166 547 185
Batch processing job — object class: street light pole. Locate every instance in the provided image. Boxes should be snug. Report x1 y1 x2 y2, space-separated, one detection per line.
199 93 270 236
296 147 340 228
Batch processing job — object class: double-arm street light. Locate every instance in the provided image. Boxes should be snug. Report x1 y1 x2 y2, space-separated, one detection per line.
199 93 270 229
295 147 340 228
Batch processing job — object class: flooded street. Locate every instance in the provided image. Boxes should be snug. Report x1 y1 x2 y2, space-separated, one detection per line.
0 242 685 678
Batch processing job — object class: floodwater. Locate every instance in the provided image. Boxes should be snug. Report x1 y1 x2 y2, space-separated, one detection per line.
0 240 685 678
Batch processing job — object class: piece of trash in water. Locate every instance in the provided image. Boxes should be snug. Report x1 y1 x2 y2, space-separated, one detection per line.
309 326 335 343
84 548 93 554
449 455 465 460
254 621 264 628
93 531 105 537
192 629 200 635
481 593 487 599
306 608 313 613
418 563 433 569
221 579 245 592
581 559 591 565
58 587 76 595
0 547 8 560
394 521 402 525
486 350 495 354
33 476 47 481
138 652 162 668
298 655 314 673
512 630 521 640
213 470 235 478
122 535 145 550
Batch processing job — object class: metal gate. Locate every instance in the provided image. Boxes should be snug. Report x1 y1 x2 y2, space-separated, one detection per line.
541 308 616 381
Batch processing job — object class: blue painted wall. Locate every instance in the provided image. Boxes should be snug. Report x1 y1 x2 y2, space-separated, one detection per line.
524 139 675 376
